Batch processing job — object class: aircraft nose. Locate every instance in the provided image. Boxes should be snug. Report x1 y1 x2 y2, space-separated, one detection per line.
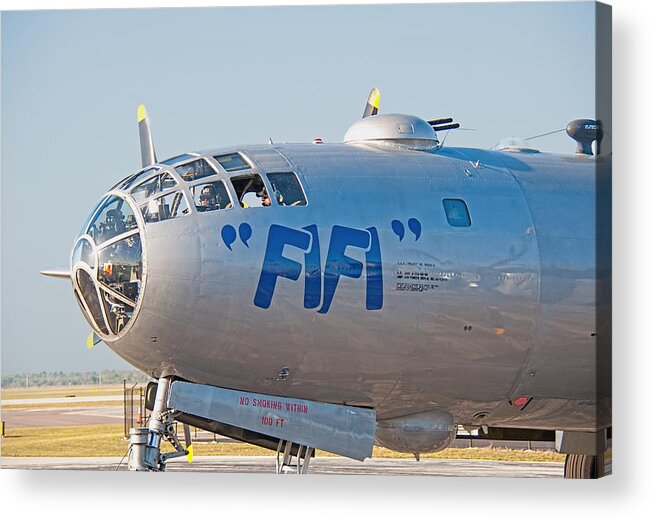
71 193 144 339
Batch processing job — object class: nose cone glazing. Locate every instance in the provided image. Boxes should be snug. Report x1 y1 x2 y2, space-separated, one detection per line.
71 194 144 339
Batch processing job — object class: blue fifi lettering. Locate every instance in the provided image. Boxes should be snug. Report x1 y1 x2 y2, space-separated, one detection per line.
254 224 383 313
302 224 322 309
318 226 370 314
364 227 383 310
254 225 311 309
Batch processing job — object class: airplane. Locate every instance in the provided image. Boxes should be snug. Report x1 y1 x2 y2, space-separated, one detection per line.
41 89 611 478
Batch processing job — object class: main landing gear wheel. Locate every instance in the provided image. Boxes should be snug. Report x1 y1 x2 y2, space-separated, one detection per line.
564 453 605 479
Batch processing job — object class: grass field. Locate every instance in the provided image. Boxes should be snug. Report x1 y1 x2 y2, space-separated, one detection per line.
1 424 565 462
1 384 129 400
2 400 125 410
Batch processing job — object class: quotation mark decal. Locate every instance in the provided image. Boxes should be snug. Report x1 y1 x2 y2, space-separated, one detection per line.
221 225 237 250
222 223 253 250
391 220 405 241
239 223 252 247
391 218 421 241
407 218 421 241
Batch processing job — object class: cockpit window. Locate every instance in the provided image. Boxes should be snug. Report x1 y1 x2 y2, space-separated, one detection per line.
110 166 160 192
87 196 138 246
230 174 270 208
213 152 251 172
140 191 190 223
191 181 232 212
161 153 196 165
121 167 160 191
130 173 177 203
267 172 307 206
175 159 217 182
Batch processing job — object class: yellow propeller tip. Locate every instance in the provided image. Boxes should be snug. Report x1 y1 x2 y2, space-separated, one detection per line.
369 88 380 109
137 104 147 123
86 332 95 349
187 444 194 463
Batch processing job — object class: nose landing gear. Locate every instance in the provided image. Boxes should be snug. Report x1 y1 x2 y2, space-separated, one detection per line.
127 377 192 471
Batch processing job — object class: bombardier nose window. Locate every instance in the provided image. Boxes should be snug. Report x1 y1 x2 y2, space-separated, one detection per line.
76 269 110 335
87 196 137 246
98 234 142 302
72 239 96 269
73 193 143 340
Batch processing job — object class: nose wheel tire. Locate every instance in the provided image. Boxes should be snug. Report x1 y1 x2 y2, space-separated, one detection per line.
564 453 605 479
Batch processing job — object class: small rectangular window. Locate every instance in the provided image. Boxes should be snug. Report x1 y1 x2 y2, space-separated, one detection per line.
267 172 307 206
230 174 270 208
214 152 251 172
175 158 217 182
443 198 471 227
191 181 232 212
141 191 190 223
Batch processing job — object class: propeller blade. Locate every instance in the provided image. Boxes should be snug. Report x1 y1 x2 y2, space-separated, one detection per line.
362 88 380 118
86 331 101 349
40 266 71 279
183 423 193 463
137 104 157 167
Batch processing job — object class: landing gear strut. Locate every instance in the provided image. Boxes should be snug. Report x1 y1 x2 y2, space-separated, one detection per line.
564 453 605 479
127 377 192 471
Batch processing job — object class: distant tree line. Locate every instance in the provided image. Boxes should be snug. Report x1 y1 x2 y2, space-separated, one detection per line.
1 369 151 388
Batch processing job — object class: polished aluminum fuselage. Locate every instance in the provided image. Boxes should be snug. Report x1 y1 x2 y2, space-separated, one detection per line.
105 143 610 432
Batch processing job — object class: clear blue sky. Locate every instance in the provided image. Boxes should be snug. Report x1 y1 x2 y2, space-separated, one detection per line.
1 2 597 374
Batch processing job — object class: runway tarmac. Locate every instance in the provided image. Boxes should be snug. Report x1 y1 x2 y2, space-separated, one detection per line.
2 405 124 427
1 456 563 477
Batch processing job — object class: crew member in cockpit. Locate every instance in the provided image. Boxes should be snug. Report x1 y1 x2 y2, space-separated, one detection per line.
125 214 137 231
258 188 271 207
199 185 217 211
102 208 126 241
